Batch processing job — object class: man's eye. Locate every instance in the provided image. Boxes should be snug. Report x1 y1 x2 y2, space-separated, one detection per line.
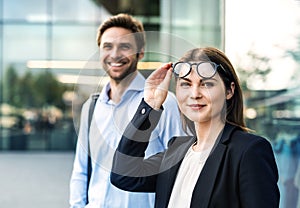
120 44 131 50
103 45 112 50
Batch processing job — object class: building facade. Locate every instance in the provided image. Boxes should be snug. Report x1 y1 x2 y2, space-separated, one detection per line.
0 0 224 151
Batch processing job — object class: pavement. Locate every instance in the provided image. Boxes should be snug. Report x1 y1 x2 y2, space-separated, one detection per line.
0 150 299 208
0 151 75 208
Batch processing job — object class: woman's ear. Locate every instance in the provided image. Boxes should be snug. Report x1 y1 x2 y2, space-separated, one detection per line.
226 82 235 100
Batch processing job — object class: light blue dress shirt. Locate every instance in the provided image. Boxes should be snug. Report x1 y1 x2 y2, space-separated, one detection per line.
69 72 185 208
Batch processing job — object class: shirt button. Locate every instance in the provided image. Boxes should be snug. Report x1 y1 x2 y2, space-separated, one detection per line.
141 108 146 114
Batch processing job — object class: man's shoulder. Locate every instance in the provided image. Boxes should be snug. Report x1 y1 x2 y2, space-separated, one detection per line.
164 91 178 106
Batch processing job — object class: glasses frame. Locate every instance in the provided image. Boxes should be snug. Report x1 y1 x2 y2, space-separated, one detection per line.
172 61 225 79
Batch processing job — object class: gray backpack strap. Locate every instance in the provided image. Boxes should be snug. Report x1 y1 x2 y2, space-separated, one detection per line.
86 93 99 204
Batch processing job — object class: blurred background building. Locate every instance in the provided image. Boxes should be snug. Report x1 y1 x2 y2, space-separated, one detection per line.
0 0 224 151
0 0 300 207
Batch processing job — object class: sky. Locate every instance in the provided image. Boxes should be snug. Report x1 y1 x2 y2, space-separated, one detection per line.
225 0 300 90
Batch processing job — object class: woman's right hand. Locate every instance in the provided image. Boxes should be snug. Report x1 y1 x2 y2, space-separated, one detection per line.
144 63 173 110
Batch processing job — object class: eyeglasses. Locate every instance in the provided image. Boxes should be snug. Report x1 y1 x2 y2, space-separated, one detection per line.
172 61 224 79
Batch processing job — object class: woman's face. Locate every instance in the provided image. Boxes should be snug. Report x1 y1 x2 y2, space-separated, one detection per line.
176 63 234 124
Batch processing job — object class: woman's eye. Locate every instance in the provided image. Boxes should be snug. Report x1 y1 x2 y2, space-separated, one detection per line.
180 82 191 87
201 82 214 88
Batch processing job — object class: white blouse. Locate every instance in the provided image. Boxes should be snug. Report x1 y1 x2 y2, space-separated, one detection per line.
167 145 212 208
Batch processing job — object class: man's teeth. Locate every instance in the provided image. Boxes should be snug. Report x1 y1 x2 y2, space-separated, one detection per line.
110 63 123 67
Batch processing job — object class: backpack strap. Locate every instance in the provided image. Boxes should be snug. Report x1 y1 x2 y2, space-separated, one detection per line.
86 93 100 204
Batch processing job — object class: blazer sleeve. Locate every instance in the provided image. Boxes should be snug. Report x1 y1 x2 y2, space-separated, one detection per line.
238 136 280 207
111 99 165 192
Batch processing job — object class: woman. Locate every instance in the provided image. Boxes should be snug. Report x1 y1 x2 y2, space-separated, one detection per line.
111 47 280 208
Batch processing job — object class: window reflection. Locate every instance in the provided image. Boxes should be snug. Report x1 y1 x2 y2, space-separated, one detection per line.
3 0 47 21
3 25 47 62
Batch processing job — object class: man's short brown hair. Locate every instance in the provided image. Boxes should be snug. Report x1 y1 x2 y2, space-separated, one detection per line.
97 13 145 53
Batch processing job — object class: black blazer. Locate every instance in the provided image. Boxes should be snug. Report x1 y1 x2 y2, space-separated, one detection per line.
111 100 280 208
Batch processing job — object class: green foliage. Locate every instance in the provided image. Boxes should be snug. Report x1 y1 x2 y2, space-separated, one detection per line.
3 65 70 110
18 71 36 107
285 36 300 81
236 51 272 91
285 37 300 61
3 65 20 106
33 71 68 109
0 80 2 103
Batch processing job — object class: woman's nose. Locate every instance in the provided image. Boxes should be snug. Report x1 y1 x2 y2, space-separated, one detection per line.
191 86 202 99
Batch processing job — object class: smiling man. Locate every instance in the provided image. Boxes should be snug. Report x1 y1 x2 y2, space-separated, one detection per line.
69 14 185 208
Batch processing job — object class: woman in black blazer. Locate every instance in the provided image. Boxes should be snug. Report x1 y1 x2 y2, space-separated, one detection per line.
111 47 280 208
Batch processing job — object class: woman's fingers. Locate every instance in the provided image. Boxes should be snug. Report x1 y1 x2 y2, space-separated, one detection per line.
144 63 173 110
147 62 172 82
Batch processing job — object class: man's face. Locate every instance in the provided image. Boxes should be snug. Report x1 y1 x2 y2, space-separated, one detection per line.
99 27 141 82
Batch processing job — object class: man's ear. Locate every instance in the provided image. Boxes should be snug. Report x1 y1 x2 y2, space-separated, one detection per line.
226 82 235 100
137 48 145 60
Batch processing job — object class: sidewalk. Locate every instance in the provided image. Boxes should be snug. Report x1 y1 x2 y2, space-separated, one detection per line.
0 151 75 208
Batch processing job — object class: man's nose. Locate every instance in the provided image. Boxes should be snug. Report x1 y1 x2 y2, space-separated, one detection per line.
110 47 122 59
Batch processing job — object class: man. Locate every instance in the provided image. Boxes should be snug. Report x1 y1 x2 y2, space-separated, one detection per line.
69 14 185 207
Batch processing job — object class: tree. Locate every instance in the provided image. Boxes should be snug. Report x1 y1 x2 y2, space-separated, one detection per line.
284 34 300 82
2 66 70 110
33 71 68 110
0 79 3 103
236 50 272 92
18 71 37 108
3 65 20 106
285 36 300 61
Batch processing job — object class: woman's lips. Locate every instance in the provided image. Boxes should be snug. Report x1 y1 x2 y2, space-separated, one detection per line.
188 104 206 110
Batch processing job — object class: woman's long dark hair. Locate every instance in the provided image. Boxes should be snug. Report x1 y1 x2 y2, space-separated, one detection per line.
176 47 247 134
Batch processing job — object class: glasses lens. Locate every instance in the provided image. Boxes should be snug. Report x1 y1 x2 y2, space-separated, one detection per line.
173 62 191 77
197 62 217 78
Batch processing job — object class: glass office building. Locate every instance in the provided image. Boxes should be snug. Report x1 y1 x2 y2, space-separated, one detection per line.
0 0 110 150
0 0 224 151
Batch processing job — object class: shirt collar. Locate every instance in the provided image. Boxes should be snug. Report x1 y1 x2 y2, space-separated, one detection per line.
99 72 145 103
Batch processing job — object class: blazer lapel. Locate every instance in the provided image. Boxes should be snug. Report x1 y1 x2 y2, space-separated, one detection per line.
190 124 236 208
162 136 196 172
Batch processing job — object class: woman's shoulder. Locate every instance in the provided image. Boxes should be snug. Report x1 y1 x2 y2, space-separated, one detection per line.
229 127 273 151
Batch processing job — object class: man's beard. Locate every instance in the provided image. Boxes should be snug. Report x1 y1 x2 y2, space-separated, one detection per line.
106 60 138 83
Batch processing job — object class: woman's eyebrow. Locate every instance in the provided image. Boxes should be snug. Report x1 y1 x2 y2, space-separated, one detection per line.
179 76 218 83
201 77 218 82
180 77 191 82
